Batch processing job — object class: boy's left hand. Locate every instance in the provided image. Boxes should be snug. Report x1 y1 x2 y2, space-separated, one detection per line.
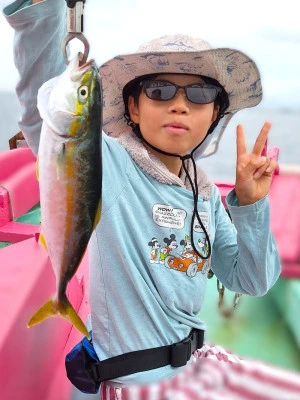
235 122 278 206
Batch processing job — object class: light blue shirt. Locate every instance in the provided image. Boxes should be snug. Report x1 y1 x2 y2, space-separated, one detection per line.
88 135 280 385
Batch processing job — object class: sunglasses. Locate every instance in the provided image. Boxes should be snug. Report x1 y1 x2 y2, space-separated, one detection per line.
140 79 221 105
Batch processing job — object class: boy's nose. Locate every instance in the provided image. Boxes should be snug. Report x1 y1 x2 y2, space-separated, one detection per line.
168 88 189 113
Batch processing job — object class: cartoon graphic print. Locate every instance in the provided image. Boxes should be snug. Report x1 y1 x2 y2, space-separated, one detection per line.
149 204 211 278
180 235 197 261
148 234 211 278
180 235 192 256
164 233 209 278
159 234 178 264
197 236 211 275
148 237 161 264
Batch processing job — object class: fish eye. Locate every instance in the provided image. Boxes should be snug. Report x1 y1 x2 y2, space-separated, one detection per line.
78 85 89 102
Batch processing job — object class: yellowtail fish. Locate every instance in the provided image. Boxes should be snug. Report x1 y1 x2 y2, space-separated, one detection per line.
27 54 102 339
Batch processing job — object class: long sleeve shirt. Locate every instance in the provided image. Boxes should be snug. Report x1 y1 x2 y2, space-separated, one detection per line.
3 0 281 386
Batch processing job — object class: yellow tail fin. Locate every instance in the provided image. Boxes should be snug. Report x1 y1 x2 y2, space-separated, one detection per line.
27 298 90 339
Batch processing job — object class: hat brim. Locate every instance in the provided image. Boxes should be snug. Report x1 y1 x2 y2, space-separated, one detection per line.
99 48 262 158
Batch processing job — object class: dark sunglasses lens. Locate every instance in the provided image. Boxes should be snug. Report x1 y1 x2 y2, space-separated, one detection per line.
143 81 220 103
144 84 176 101
186 86 219 104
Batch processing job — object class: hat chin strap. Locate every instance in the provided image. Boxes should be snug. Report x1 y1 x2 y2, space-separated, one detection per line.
138 132 211 261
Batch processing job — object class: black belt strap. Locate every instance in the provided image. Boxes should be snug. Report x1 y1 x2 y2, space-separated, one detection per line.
89 328 204 383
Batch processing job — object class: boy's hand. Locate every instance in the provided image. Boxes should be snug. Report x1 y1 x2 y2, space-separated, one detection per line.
235 122 278 206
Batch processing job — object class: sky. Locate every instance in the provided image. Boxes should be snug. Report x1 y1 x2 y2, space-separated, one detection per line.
0 0 300 108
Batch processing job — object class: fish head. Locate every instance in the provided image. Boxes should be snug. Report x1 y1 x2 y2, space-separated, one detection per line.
38 53 102 140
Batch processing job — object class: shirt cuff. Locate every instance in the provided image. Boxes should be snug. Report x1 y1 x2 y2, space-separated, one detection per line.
3 0 62 29
3 0 32 17
226 189 268 214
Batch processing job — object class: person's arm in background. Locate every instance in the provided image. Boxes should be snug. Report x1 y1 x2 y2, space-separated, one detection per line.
3 0 66 155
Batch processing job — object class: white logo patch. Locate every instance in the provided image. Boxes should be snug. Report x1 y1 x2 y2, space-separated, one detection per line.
153 204 187 230
193 212 209 232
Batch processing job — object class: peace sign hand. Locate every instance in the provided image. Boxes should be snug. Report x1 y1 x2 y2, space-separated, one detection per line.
235 122 278 206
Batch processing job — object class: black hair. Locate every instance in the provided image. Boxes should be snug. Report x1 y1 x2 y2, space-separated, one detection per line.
123 73 229 136
123 74 158 133
199 75 230 134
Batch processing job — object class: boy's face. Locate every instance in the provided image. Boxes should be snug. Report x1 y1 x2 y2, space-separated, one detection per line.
128 73 219 158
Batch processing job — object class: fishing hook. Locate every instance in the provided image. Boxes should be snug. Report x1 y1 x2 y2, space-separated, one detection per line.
62 32 90 65
62 0 89 65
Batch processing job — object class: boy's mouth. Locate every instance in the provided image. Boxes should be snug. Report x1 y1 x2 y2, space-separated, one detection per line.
164 122 189 134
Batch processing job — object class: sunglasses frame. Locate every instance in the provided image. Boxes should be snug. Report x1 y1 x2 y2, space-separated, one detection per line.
140 79 222 105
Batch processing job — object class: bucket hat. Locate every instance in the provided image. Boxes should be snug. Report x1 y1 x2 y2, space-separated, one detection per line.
99 34 262 158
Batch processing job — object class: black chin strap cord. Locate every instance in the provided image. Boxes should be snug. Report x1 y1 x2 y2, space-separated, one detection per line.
140 135 211 261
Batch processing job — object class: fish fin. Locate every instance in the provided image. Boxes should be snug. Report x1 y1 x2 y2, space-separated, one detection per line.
56 143 66 180
27 299 56 327
38 231 48 250
58 298 91 339
36 158 39 181
92 201 102 231
27 298 91 339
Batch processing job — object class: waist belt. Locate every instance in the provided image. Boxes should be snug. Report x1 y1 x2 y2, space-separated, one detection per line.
89 328 204 383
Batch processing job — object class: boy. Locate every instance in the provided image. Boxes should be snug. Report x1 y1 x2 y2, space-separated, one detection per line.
5 1 297 399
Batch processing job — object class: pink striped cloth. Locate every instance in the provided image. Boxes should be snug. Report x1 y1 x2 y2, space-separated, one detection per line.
99 344 300 399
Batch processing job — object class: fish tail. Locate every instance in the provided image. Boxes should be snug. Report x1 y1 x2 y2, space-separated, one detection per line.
27 299 56 328
58 298 91 339
27 298 90 339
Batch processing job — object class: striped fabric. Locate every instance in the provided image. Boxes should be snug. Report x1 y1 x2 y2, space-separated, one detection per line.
99 344 300 400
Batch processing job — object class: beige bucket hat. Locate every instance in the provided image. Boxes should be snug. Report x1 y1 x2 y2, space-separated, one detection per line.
99 34 262 158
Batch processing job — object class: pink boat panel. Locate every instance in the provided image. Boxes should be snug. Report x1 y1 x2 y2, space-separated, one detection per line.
0 221 40 243
0 147 36 180
0 144 299 399
0 187 11 225
0 235 89 400
0 147 39 223
217 175 300 279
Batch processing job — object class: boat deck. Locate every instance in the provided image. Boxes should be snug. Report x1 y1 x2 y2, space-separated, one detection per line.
201 278 300 372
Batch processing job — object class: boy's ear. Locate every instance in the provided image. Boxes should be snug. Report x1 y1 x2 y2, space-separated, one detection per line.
212 105 220 122
128 96 140 124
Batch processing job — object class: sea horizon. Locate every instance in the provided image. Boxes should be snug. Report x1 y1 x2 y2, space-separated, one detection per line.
1 90 299 182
